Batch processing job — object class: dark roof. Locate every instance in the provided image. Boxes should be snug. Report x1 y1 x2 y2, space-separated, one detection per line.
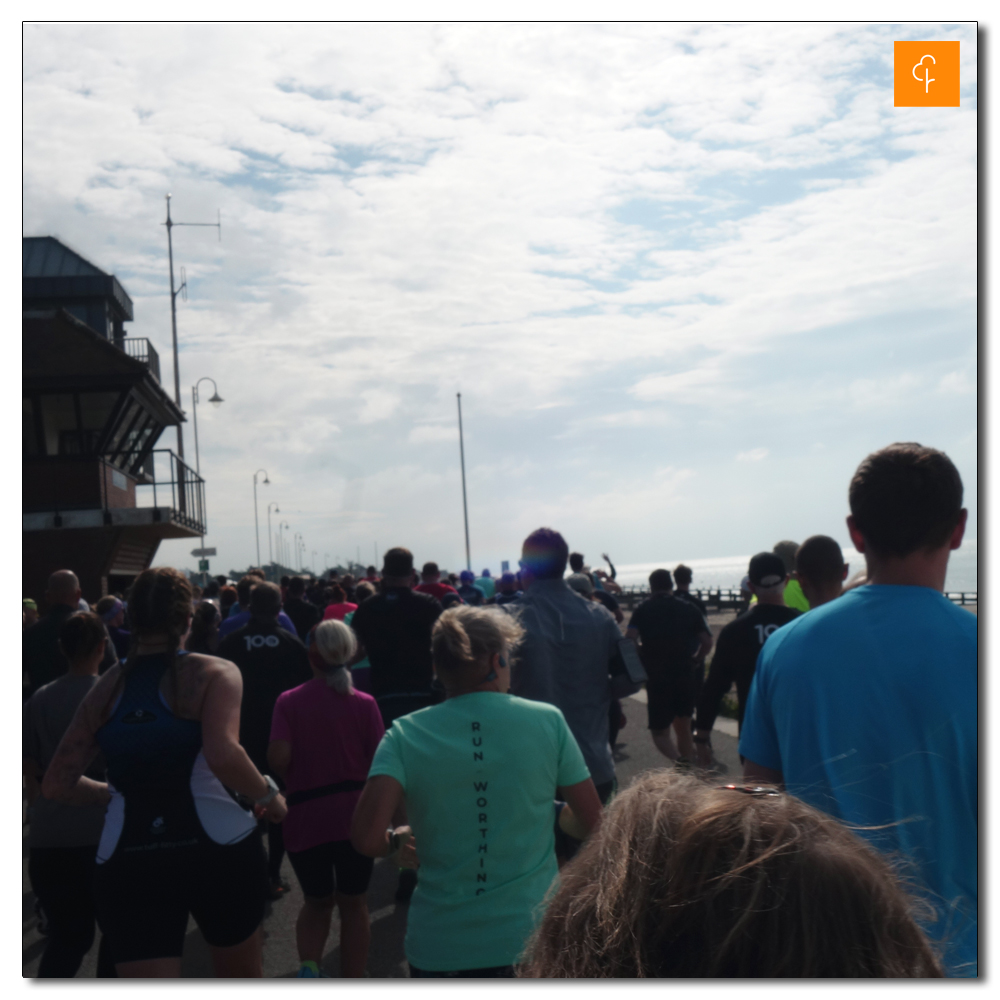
23 236 108 278
22 236 134 322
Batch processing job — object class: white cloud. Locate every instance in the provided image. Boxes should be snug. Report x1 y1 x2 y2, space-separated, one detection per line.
21 22 977 572
736 448 769 463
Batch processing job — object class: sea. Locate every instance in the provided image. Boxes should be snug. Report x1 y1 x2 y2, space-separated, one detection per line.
612 542 979 594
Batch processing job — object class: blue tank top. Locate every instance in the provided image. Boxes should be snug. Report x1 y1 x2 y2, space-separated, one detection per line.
97 652 202 795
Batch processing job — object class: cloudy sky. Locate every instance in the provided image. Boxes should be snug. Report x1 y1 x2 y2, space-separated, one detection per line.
22 22 977 579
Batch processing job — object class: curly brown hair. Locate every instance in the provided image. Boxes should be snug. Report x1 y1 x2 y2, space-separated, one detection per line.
520 770 943 978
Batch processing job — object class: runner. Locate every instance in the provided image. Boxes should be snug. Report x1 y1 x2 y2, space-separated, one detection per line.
218 575 298 640
351 605 602 977
474 569 495 601
493 572 522 606
740 443 978 976
268 619 384 978
217 582 312 900
95 596 131 662
414 562 459 603
626 569 713 765
692 552 800 769
348 547 443 902
42 567 286 978
284 576 322 640
322 583 359 621
521 770 943 978
24 570 117 698
185 601 222 655
793 535 849 607
456 570 485 606
23 612 115 977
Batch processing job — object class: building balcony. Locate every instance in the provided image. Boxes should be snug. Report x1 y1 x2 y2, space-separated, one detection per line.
23 449 205 538
122 337 161 383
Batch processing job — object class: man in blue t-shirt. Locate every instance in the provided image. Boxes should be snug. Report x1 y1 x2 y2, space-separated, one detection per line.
740 443 977 976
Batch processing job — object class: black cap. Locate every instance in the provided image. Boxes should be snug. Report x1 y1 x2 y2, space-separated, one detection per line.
748 552 787 587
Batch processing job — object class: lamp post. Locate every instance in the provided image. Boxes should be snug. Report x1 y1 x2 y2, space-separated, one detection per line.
278 521 290 571
267 502 280 579
253 469 270 568
312 550 318 574
294 532 302 572
191 378 223 585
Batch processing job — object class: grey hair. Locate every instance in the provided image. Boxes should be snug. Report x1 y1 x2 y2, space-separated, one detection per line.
313 619 357 694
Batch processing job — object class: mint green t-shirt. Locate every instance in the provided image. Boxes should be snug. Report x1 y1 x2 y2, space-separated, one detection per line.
368 692 590 971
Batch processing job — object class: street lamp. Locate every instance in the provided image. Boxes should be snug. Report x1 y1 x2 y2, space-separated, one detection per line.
253 469 270 568
267 502 280 578
294 532 302 572
312 550 318 574
190 377 223 584
278 521 290 570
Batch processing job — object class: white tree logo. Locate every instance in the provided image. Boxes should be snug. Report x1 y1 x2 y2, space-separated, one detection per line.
912 54 936 94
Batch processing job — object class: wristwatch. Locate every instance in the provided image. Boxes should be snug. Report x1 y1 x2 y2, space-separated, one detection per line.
387 828 402 856
255 774 280 807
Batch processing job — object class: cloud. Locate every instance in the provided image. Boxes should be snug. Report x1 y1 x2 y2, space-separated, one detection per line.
21 22 977 572
736 448 769 463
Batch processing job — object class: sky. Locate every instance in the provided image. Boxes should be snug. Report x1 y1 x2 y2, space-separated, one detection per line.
22 21 978 580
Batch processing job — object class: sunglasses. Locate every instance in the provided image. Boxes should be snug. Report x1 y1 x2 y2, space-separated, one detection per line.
716 784 781 797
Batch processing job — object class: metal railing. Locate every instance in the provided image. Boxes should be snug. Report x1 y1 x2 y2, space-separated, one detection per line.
134 449 205 534
122 337 161 383
615 586 977 611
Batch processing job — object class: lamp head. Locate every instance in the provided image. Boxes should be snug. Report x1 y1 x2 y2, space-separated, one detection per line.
263 476 270 485
209 392 223 407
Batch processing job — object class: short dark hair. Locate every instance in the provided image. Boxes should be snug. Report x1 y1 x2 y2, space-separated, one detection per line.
355 581 376 603
249 581 282 619
383 548 414 578
849 443 963 558
649 569 673 592
288 576 307 597
569 552 585 573
236 575 257 606
674 564 693 587
422 562 439 577
202 580 220 599
522 529 569 580
58 611 107 663
796 536 845 587
247 568 266 581
280 575 291 587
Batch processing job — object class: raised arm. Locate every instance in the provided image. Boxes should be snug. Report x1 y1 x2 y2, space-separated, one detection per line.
601 554 616 581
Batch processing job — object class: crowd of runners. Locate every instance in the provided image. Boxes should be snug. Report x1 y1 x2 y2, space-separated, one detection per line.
22 442 977 978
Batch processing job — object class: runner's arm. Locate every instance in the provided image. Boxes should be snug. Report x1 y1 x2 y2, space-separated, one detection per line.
601 554 617 581
557 778 603 838
41 672 115 806
200 663 286 820
351 774 413 860
693 630 734 737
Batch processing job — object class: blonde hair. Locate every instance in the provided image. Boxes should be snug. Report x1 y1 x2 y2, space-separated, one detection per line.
313 619 357 694
432 605 524 681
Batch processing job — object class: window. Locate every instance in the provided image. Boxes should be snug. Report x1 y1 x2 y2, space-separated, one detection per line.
79 392 121 452
23 397 38 456
39 394 78 456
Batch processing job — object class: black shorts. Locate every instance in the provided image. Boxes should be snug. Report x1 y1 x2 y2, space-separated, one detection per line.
287 839 374 898
646 669 698 730
95 828 267 964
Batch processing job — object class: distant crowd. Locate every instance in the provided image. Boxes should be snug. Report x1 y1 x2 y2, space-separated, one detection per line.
22 442 976 978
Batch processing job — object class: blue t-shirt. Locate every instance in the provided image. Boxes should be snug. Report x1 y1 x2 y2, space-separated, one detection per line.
218 608 297 640
739 585 978 976
369 692 590 971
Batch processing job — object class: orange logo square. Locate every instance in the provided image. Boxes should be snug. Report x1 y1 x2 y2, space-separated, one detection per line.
894 41 960 107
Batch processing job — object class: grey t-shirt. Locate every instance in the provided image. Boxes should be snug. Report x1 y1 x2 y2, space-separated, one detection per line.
503 578 622 786
23 674 107 849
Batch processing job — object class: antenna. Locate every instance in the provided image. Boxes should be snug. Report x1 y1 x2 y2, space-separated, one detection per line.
163 195 223 460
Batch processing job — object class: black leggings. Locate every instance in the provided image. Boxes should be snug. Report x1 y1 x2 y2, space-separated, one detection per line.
29 846 116 978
